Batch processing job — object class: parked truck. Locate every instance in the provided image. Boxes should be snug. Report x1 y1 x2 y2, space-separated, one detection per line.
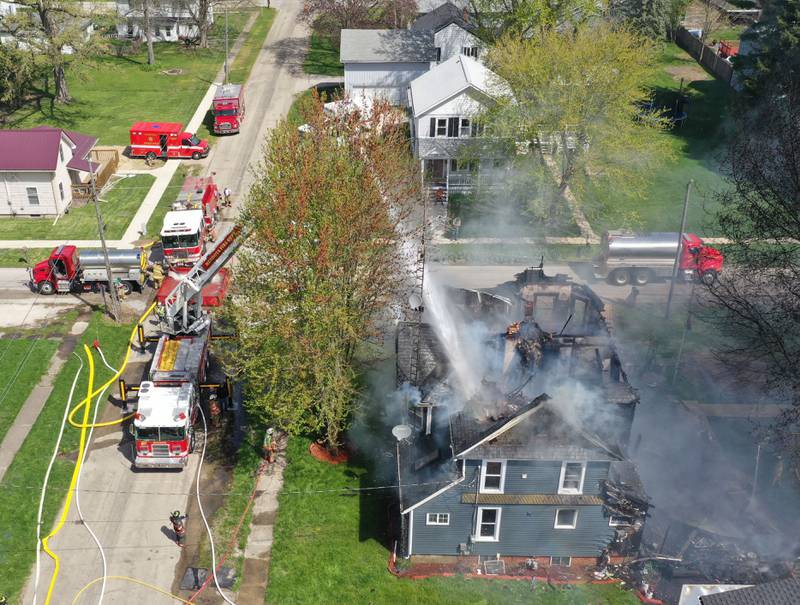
593 231 724 286
212 83 245 134
30 245 146 295
160 176 221 267
129 121 209 161
130 335 207 469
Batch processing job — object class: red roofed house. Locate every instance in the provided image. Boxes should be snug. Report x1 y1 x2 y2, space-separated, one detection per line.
0 127 117 217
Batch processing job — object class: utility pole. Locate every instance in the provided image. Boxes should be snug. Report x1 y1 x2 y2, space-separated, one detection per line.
665 179 693 319
224 3 229 84
90 166 121 323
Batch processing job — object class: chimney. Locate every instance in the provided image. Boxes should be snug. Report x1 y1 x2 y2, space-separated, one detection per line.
462 7 469 23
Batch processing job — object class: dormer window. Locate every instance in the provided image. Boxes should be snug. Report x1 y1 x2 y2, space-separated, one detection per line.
558 461 586 494
480 460 506 493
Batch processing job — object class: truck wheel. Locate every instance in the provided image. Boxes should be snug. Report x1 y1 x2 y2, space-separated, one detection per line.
121 281 133 296
701 270 718 285
146 151 157 162
609 269 630 286
633 269 652 286
37 281 55 295
192 151 201 160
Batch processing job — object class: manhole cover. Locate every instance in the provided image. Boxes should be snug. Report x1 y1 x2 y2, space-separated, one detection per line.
180 566 236 590
163 68 183 76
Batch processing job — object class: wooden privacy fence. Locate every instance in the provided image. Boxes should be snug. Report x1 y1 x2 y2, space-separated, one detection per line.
72 147 119 202
675 26 734 85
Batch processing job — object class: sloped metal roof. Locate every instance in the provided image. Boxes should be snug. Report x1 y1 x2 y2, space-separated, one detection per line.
340 29 436 63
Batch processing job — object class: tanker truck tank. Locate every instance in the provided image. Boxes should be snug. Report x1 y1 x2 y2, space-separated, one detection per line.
79 248 145 270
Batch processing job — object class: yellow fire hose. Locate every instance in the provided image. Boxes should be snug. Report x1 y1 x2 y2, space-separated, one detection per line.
41 344 95 605
71 576 192 604
67 302 157 429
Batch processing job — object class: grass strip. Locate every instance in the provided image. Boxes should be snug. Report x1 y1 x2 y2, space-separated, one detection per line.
0 339 59 444
267 438 638 604
0 248 53 268
0 313 133 603
0 174 154 241
303 33 343 76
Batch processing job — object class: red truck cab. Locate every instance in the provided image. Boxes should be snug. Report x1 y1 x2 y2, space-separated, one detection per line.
31 245 79 294
681 233 724 284
129 122 209 161
212 84 245 134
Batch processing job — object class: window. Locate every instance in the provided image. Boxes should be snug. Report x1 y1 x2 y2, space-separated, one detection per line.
462 46 479 58
58 181 64 201
558 461 586 494
550 556 572 567
165 25 172 38
554 508 578 529
26 187 39 206
426 513 450 526
450 159 478 173
435 47 441 61
459 118 471 138
59 145 64 162
127 24 134 38
609 515 631 527
480 460 505 493
474 507 501 541
435 118 447 137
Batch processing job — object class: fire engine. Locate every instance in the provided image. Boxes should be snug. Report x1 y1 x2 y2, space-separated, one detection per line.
125 223 248 469
161 176 221 267
212 83 245 134
129 122 209 161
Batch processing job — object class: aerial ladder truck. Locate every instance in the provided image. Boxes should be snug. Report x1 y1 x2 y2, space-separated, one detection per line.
124 223 249 469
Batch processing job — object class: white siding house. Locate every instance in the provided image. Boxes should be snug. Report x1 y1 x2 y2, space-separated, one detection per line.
0 1 99 49
116 0 212 42
0 128 99 217
411 3 485 63
340 29 436 106
408 55 508 194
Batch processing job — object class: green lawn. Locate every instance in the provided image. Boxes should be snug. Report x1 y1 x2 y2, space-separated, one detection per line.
267 438 638 605
196 8 277 143
4 13 249 145
0 313 133 603
303 33 344 76
0 248 53 268
581 43 733 236
0 174 154 240
0 338 59 444
429 243 599 264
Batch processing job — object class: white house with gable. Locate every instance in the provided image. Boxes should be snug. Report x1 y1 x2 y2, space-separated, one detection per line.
410 2 484 63
408 54 509 194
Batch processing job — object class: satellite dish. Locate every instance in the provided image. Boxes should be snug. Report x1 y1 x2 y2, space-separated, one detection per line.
408 293 423 311
392 424 412 442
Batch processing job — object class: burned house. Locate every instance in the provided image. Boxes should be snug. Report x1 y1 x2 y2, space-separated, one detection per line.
394 269 648 567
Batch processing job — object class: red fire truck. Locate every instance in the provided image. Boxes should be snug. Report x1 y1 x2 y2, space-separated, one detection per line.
212 83 245 134
161 177 221 267
129 122 209 161
125 224 248 469
130 336 207 468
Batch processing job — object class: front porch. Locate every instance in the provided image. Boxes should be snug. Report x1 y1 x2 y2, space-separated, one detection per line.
70 147 119 205
421 158 506 203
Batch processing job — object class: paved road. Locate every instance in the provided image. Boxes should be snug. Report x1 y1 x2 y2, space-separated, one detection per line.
20 1 318 603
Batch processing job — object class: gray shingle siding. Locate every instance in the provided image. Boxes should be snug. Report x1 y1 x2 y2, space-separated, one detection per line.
409 459 614 557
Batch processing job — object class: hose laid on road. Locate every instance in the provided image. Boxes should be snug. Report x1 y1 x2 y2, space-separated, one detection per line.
41 344 95 605
70 575 193 605
73 345 118 605
33 353 84 605
196 404 237 605
67 302 157 430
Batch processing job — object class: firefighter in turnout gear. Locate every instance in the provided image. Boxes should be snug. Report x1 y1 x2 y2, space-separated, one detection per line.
170 510 187 547
263 427 277 463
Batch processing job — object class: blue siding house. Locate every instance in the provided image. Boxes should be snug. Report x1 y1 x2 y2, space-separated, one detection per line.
395 269 649 569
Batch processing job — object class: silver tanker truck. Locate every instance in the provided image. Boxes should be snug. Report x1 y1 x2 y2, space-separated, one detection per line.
30 244 147 294
593 231 724 286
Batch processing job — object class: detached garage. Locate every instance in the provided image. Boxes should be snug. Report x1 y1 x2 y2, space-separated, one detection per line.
340 29 435 107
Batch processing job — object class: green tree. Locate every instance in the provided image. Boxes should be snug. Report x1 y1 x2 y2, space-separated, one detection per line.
0 1 110 103
468 0 607 42
736 0 800 99
484 23 671 216
228 98 417 451
614 0 670 40
0 43 38 109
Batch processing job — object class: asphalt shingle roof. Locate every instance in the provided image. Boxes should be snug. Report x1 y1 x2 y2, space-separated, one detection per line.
0 127 98 172
410 2 475 32
699 578 800 605
339 29 436 63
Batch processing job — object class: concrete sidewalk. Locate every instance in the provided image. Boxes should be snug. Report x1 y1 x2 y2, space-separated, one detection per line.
0 316 88 482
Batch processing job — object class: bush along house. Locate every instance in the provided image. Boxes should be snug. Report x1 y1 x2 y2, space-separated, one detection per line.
394 268 649 572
